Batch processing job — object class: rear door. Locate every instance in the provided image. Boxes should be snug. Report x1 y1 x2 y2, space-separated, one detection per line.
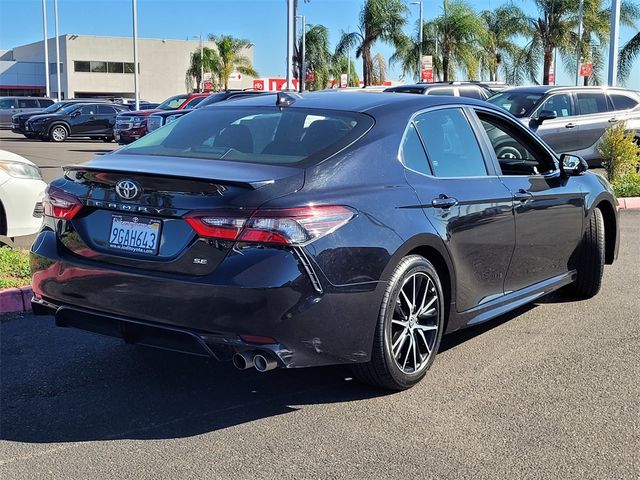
532 92 582 152
402 106 515 312
71 105 100 135
17 98 41 115
473 108 584 291
574 91 612 160
97 105 119 133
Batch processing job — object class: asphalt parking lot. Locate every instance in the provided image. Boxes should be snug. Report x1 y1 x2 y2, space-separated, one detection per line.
1 130 639 479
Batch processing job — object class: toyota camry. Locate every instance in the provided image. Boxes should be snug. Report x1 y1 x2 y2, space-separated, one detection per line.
30 91 619 390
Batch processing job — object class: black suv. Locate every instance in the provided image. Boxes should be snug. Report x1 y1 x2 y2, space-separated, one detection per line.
12 99 112 138
25 103 129 142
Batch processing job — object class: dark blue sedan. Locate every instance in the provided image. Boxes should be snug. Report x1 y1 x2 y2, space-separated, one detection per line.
30 91 619 390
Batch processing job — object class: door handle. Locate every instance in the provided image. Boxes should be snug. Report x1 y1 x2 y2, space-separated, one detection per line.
431 195 458 209
513 189 533 203
565 123 576 129
608 117 618 123
88 116 96 120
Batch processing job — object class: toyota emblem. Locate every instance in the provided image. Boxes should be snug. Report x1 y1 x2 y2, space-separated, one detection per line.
115 179 141 200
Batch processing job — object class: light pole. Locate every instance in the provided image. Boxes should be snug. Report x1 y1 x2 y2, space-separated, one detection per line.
608 0 621 86
42 0 50 98
575 0 584 86
295 14 305 92
192 34 203 92
411 1 423 82
53 0 61 100
286 0 295 90
132 0 139 110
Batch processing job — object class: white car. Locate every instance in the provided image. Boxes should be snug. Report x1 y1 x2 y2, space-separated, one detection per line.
0 149 47 237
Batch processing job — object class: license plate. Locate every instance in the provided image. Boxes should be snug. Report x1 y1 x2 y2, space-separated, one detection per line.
109 215 161 255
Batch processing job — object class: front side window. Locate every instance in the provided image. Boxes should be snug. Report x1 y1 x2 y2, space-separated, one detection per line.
477 112 555 176
537 94 574 118
121 107 373 166
414 108 487 177
18 99 39 108
575 92 608 115
400 123 431 175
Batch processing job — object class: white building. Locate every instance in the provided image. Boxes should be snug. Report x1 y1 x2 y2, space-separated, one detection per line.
0 35 256 101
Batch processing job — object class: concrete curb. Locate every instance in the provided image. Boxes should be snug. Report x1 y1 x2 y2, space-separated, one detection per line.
618 197 640 209
0 286 33 314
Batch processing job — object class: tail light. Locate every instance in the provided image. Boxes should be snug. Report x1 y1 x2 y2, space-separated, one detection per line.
43 186 82 220
185 205 355 245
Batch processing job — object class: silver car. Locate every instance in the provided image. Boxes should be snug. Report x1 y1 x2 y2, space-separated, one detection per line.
0 96 54 128
487 86 640 165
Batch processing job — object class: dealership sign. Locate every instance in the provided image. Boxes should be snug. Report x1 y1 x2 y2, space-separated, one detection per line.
579 63 593 77
421 55 433 82
253 78 299 91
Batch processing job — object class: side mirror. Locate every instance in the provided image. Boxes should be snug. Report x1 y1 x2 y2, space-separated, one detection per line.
532 110 557 128
560 153 588 176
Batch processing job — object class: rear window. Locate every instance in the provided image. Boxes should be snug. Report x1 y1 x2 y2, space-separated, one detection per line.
609 93 638 111
120 106 374 166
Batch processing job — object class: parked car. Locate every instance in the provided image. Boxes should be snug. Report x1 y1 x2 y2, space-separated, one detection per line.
25 102 129 142
31 92 619 390
146 90 272 133
384 82 492 100
114 93 209 144
0 150 46 237
12 99 112 138
0 97 55 128
487 86 640 165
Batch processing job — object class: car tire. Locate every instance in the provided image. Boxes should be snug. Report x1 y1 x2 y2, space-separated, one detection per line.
351 255 445 390
568 208 605 298
49 125 68 142
495 142 525 159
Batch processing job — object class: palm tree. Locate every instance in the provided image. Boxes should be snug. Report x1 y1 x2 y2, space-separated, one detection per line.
330 54 360 87
208 35 259 91
523 0 576 85
568 0 640 85
335 0 408 86
293 24 332 91
619 31 640 82
370 52 388 85
185 47 221 92
479 4 534 82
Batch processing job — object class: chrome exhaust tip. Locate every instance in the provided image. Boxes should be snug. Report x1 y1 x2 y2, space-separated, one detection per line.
253 353 277 372
232 351 255 370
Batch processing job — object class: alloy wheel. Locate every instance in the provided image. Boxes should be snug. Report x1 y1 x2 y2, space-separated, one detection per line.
52 127 66 142
389 272 440 374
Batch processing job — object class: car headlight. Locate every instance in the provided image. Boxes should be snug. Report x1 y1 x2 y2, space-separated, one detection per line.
132 116 146 127
147 116 163 131
0 160 43 180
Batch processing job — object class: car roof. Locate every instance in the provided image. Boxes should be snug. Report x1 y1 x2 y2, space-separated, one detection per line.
204 90 498 116
497 85 640 95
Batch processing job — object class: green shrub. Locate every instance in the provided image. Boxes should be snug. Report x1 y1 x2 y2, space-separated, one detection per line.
0 246 31 289
612 173 640 198
598 122 640 190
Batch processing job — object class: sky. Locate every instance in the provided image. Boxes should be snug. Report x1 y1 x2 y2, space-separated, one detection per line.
0 0 638 88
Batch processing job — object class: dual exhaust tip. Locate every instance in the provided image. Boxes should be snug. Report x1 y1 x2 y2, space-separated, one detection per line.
232 350 278 372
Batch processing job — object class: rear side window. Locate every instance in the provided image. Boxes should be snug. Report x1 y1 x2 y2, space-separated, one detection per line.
79 105 97 115
121 106 374 166
609 93 638 111
426 88 455 96
18 99 39 108
98 105 116 114
459 87 485 100
400 124 431 174
576 92 608 115
414 108 487 177
38 99 54 107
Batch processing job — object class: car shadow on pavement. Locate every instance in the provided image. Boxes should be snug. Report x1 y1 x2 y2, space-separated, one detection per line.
67 149 114 154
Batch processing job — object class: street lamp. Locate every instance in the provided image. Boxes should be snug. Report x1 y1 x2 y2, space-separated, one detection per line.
132 0 139 110
42 0 50 98
410 1 423 82
192 34 203 92
295 14 306 92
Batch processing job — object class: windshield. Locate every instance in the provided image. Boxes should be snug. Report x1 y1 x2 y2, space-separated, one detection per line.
43 103 65 113
120 106 374 166
57 103 82 114
157 94 188 110
487 92 544 118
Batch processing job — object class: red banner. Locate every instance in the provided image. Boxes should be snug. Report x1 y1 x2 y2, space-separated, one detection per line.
421 68 433 82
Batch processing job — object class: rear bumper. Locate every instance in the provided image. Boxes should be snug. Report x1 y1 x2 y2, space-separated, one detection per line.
30 229 382 368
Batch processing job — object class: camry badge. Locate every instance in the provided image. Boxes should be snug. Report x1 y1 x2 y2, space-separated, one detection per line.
115 179 141 200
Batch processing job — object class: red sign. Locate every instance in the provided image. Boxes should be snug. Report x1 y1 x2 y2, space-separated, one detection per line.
421 68 433 82
203 81 213 91
548 72 555 84
579 63 593 77
306 70 315 82
253 79 265 90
